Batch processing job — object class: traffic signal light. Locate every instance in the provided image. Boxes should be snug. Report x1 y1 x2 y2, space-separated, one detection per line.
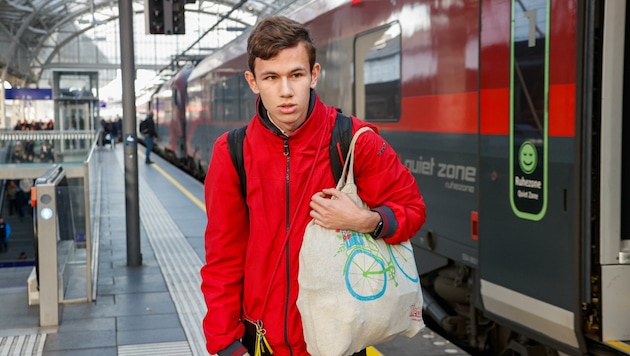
145 0 165 34
144 0 187 35
170 0 186 35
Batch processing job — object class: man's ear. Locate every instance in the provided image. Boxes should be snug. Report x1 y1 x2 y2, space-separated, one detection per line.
310 63 321 89
244 71 260 94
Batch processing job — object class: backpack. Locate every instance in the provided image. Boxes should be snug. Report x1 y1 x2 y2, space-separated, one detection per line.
139 119 150 134
227 110 353 199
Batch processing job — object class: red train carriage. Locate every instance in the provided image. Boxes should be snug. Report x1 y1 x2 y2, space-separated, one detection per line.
146 0 630 354
146 65 193 170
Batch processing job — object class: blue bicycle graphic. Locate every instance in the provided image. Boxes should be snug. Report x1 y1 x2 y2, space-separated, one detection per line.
337 230 419 301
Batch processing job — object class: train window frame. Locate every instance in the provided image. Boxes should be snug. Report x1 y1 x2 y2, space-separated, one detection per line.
353 22 402 122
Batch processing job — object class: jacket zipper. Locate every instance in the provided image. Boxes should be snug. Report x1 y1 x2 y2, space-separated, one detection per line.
283 136 294 355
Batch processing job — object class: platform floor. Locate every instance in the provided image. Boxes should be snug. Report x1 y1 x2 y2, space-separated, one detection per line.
0 145 468 356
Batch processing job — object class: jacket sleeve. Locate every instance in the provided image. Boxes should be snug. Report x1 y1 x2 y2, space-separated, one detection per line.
200 133 249 354
353 125 426 245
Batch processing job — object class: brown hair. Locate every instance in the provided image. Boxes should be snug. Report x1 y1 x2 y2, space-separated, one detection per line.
247 16 316 74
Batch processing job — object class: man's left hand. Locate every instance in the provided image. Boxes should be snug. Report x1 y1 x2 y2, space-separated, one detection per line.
309 188 379 233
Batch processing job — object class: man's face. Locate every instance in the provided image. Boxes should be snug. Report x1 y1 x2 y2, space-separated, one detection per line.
245 42 320 134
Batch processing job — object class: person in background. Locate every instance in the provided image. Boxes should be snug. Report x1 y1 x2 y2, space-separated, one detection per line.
114 115 123 142
0 217 11 253
141 112 158 164
106 119 118 149
19 178 34 216
200 16 426 356
6 181 21 217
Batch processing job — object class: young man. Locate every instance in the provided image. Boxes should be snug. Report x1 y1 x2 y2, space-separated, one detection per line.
201 16 426 356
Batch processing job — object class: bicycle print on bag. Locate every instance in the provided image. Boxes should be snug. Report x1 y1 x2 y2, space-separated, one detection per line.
334 229 419 301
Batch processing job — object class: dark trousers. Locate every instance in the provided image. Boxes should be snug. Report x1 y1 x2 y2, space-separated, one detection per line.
145 135 154 162
8 199 19 215
243 321 367 356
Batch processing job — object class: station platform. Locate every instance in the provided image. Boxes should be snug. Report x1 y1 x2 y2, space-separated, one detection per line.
0 145 469 356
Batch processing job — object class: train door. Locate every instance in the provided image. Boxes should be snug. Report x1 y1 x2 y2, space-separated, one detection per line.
595 0 630 352
478 0 583 353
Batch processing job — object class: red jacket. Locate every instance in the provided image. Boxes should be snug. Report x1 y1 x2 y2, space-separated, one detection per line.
201 93 425 355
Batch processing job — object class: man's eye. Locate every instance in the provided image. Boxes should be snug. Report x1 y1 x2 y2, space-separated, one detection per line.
264 75 276 81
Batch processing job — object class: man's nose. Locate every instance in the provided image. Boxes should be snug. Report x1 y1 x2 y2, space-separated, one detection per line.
279 78 293 96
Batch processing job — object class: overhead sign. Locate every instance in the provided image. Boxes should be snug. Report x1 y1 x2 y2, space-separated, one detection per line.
5 88 53 100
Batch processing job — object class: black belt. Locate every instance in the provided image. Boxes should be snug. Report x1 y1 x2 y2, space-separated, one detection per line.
244 319 257 335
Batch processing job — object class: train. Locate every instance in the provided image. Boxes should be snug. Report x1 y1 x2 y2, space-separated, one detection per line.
140 0 630 355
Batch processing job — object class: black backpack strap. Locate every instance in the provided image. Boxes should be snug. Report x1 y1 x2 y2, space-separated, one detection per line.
329 109 354 183
227 125 248 199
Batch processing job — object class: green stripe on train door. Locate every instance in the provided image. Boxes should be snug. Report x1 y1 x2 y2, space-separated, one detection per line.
509 0 550 221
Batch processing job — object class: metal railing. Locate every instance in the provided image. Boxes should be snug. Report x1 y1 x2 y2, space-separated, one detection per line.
25 132 104 327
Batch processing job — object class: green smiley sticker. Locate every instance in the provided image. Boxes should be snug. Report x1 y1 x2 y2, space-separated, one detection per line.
518 141 537 174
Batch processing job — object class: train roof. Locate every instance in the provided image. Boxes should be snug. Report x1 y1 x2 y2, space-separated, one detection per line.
188 0 350 83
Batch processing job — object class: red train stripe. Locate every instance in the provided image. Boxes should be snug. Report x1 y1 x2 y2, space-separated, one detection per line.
379 92 478 133
480 88 509 135
548 83 576 137
386 84 575 137
479 84 575 136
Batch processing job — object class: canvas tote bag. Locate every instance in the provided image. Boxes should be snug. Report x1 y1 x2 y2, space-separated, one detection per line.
297 126 424 356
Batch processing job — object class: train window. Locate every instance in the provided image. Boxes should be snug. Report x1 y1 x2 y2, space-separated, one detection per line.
211 82 224 121
509 0 549 220
211 75 257 122
354 23 401 122
223 77 239 121
240 75 256 121
173 88 182 109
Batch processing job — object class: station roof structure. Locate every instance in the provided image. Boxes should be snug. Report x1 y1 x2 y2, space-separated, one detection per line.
0 0 293 89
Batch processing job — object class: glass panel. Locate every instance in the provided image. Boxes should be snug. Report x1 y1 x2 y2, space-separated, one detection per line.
212 75 256 122
354 23 402 122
